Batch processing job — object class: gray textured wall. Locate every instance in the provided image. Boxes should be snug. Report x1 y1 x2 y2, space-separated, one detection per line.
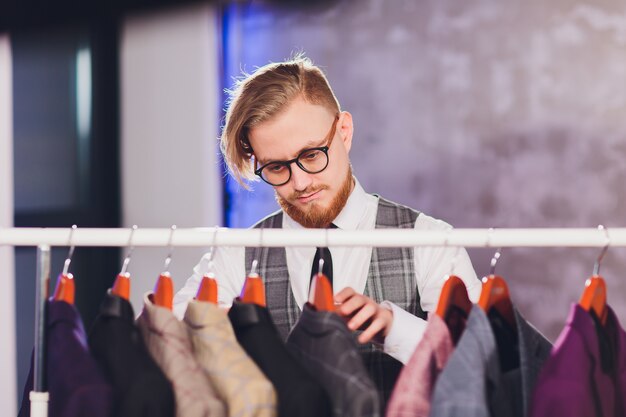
227 0 626 341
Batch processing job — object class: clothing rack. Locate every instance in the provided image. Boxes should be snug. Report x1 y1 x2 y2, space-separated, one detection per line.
2 226 626 248
4 226 624 417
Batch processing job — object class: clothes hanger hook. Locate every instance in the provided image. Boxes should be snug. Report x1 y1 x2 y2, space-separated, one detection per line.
489 248 502 276
318 258 325 275
249 227 263 277
62 224 77 276
249 259 259 277
486 227 501 276
163 225 176 273
120 225 138 275
593 224 610 276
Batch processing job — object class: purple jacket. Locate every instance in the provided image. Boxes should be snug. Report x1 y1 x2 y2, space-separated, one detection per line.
531 304 626 417
19 300 113 417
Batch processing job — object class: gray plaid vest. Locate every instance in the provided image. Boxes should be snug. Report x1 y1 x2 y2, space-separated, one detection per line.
245 196 426 408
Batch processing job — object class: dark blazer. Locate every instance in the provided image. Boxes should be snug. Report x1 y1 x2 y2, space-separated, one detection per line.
531 304 626 417
286 303 380 417
228 300 333 417
88 291 175 417
19 300 113 417
430 305 552 417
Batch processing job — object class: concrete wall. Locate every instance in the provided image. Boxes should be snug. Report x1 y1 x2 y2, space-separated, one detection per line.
0 34 17 416
225 0 626 341
120 4 222 313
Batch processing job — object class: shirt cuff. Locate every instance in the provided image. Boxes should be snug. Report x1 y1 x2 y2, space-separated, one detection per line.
380 301 428 365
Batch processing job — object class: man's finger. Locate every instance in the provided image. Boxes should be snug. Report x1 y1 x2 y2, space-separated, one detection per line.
335 294 366 317
333 287 356 303
358 317 387 344
347 302 377 330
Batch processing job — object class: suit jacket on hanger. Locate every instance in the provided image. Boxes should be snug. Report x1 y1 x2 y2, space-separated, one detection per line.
386 312 454 417
286 303 380 417
228 300 332 417
18 300 113 417
430 305 552 417
531 303 626 417
88 291 175 417
183 299 277 417
136 292 226 417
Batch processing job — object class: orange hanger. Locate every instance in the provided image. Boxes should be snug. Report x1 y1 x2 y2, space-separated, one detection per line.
580 226 610 325
196 228 220 304
111 273 131 300
435 275 472 320
580 275 608 325
196 274 218 304
308 272 334 312
54 225 77 304
478 274 516 329
111 225 137 301
53 273 75 304
240 274 266 307
153 272 174 310
153 225 176 310
240 260 266 307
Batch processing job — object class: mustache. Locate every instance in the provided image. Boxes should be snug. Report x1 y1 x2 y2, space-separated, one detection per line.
289 185 329 200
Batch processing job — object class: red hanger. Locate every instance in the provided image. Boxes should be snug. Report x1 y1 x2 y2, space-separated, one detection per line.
308 273 334 312
240 273 266 307
111 273 131 300
435 275 472 320
52 273 75 304
196 274 218 304
478 274 516 329
580 275 608 325
153 272 174 310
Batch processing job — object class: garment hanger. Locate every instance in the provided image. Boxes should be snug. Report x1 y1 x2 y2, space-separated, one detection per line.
435 275 472 320
580 225 609 325
435 240 472 320
239 228 267 306
111 225 137 300
52 225 77 304
153 225 176 310
308 258 334 312
478 246 516 330
434 239 472 344
196 273 218 304
195 226 219 303
240 259 266 307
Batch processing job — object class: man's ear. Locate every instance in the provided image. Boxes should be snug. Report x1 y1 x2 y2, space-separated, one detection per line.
338 111 354 153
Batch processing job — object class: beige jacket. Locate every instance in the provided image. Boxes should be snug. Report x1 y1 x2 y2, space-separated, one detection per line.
137 293 226 417
183 300 277 417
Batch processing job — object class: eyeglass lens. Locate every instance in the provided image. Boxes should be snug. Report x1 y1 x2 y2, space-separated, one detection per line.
260 148 329 185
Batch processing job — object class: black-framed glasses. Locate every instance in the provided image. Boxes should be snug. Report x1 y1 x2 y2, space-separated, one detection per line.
254 115 339 186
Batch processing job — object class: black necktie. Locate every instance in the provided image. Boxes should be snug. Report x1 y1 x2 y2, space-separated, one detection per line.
309 224 336 291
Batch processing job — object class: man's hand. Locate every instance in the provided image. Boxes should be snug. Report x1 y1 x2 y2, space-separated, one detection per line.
334 287 394 344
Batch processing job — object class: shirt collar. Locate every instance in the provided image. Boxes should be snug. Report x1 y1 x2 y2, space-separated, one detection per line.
282 176 370 231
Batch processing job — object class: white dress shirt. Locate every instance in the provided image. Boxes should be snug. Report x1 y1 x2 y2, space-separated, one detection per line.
173 179 481 364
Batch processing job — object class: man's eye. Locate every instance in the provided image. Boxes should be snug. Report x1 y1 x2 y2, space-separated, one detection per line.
301 150 320 160
268 164 286 173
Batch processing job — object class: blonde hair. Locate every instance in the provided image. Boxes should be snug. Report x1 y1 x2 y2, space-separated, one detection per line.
221 55 341 186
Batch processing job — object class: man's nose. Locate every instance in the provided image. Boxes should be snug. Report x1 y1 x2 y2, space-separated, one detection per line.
289 163 313 191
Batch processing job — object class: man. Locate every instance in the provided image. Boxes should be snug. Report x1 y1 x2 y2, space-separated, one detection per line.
174 56 480 400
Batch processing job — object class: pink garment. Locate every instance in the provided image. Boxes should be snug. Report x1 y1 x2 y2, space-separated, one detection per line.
386 313 454 417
